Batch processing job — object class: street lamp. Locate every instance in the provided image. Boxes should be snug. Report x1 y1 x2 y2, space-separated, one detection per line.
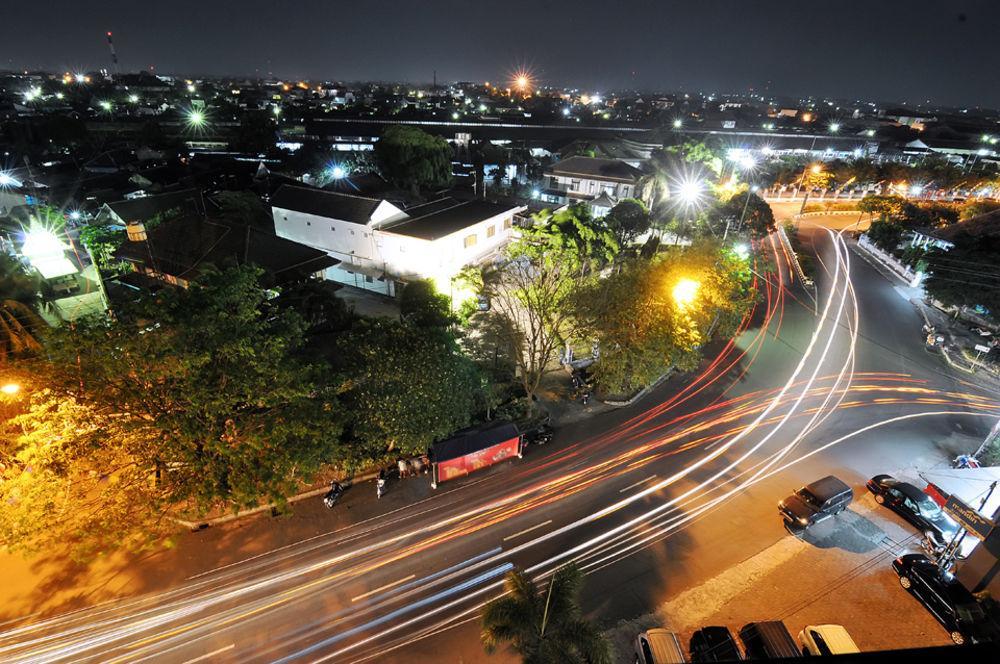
673 118 683 129
1 383 20 395
672 278 699 307
676 178 705 207
829 122 841 133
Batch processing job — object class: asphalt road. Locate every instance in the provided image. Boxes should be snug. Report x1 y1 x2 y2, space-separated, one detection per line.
1 221 996 664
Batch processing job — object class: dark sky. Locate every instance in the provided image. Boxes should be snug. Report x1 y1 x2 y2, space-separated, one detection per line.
3 0 999 108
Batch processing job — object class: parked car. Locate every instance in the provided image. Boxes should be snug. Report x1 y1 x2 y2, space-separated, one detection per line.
635 628 686 664
866 474 960 547
689 626 742 662
778 475 853 529
892 554 994 645
797 624 860 656
738 621 799 659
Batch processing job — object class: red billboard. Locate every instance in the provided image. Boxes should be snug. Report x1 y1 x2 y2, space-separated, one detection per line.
435 436 521 483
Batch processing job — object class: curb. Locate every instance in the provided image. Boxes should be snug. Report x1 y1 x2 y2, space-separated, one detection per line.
602 369 674 407
173 469 383 530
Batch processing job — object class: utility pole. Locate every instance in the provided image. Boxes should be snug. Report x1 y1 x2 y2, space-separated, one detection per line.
938 481 997 573
973 418 1000 462
106 31 120 77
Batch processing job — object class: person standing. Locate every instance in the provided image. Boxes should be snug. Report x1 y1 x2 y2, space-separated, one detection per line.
376 469 387 499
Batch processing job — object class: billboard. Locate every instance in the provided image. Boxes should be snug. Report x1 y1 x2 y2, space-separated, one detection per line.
435 436 520 483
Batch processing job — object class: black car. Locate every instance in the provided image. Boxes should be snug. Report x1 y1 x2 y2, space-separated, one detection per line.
778 475 853 529
690 626 743 661
892 554 994 645
867 475 960 546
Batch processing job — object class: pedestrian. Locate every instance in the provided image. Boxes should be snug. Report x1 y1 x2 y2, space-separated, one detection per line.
397 458 408 479
376 469 386 499
411 456 424 475
581 390 590 405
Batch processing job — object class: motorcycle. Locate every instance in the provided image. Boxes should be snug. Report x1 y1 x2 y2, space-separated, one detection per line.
323 481 345 509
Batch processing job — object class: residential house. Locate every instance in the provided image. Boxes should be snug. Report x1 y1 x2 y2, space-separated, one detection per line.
540 156 643 216
270 184 525 296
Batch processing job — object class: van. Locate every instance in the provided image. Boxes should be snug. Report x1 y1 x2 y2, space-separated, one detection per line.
635 628 686 664
797 624 860 656
738 621 799 659
778 475 853 529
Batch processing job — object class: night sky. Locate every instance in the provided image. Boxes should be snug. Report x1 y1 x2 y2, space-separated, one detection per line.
3 0 999 108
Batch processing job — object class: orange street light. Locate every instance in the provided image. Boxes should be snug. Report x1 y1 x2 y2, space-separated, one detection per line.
672 278 699 307
1 383 20 395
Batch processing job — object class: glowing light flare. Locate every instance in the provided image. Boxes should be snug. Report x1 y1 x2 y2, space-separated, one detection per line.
1 383 19 395
672 278 700 307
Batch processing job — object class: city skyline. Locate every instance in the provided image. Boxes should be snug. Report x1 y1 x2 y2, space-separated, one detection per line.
3 0 998 108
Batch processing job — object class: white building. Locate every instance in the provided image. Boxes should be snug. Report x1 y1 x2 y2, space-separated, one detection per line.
271 185 525 296
540 156 643 216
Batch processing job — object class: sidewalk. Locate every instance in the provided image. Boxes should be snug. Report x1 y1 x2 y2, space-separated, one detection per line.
912 299 1000 393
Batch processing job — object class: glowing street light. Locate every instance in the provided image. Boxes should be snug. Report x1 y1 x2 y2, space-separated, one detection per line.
451 111 460 120
0 171 21 188
186 109 206 127
829 122 841 133
1 383 20 395
98 100 112 112
74 73 86 84
272 105 282 116
733 243 750 260
187 83 196 93
675 178 705 207
672 278 699 307
128 93 139 103
673 118 683 129
329 165 347 180
810 164 822 175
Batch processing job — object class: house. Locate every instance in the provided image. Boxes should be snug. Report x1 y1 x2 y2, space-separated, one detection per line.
114 214 338 290
540 156 643 215
270 184 524 296
97 188 206 227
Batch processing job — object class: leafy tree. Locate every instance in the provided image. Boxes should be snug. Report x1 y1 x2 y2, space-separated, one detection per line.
859 195 906 221
924 233 1000 315
960 200 1000 221
0 254 45 361
214 190 274 230
400 279 455 328
275 278 353 333
713 191 776 238
79 221 126 273
337 318 480 459
530 205 619 270
232 110 277 155
664 140 723 176
573 242 754 394
481 564 612 664
865 219 905 252
603 198 651 247
8 265 346 556
375 125 453 194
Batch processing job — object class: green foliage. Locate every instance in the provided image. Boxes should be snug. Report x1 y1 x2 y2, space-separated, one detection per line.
0 254 45 361
481 564 612 664
573 242 755 394
400 279 455 328
337 318 480 459
79 221 126 272
529 204 619 268
375 125 453 193
865 219 905 252
714 191 776 238
603 198 651 247
3 266 346 557
960 200 1000 221
924 233 1000 315
665 140 723 176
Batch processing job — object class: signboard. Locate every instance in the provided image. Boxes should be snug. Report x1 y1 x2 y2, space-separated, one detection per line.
975 343 992 354
435 436 520 483
944 495 996 540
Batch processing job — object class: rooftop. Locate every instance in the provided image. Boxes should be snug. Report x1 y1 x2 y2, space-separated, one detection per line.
106 188 205 223
547 156 644 183
383 199 520 241
270 184 383 225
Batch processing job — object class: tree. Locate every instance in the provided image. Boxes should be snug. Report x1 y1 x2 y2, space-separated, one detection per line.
664 140 723 176
9 265 346 556
713 191 775 238
0 254 45 361
400 279 455 328
79 221 127 273
859 195 906 221
603 198 651 247
865 219 905 252
924 233 1000 315
375 125 453 194
214 190 274 230
337 318 480 460
481 564 612 664
572 241 755 394
529 205 619 270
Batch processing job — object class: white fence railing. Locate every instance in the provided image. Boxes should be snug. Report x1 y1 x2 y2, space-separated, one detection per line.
856 235 921 287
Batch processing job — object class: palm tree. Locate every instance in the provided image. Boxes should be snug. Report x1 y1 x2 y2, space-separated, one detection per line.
481 564 612 664
0 254 45 361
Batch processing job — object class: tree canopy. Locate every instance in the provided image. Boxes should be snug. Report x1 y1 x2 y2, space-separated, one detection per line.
603 198 651 247
923 233 1000 315
375 125 453 193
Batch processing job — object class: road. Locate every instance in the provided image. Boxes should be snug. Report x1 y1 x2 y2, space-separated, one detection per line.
0 219 997 663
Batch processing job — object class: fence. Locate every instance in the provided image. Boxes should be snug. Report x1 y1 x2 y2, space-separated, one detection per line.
856 235 921 287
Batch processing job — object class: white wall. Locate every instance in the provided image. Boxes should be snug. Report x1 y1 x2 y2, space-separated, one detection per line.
273 207 380 267
548 174 633 199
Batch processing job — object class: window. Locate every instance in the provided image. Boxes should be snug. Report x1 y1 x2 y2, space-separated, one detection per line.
330 226 336 231
306 221 311 226
570 179 581 191
486 225 496 238
503 218 512 230
350 230 355 235
365 275 374 283
588 181 597 194
464 234 477 248
363 232 369 238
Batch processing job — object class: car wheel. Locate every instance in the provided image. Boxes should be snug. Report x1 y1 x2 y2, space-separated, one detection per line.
951 631 965 646
875 494 885 505
899 575 912 590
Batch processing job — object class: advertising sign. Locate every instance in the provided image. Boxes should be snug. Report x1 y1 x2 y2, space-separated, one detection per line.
435 436 520 483
944 494 995 540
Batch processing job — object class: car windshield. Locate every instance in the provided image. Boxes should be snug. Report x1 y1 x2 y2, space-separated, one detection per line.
797 489 822 507
913 494 944 519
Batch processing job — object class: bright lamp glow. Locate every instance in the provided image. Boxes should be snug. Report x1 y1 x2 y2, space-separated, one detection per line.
675 178 705 207
734 243 750 260
69 210 81 221
673 119 683 128
829 122 841 132
187 109 206 127
672 278 699 307
21 225 78 279
98 100 112 111
74 73 86 83
0 171 21 188
909 184 923 195
128 93 139 103
329 165 346 180
1 383 20 395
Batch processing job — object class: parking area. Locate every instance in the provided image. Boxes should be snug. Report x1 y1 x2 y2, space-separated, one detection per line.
651 491 953 657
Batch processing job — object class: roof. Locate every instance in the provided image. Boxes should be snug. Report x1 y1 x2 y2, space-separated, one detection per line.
429 421 520 462
115 216 338 285
383 199 519 241
106 189 205 224
803 475 851 500
547 156 643 183
270 184 382 224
